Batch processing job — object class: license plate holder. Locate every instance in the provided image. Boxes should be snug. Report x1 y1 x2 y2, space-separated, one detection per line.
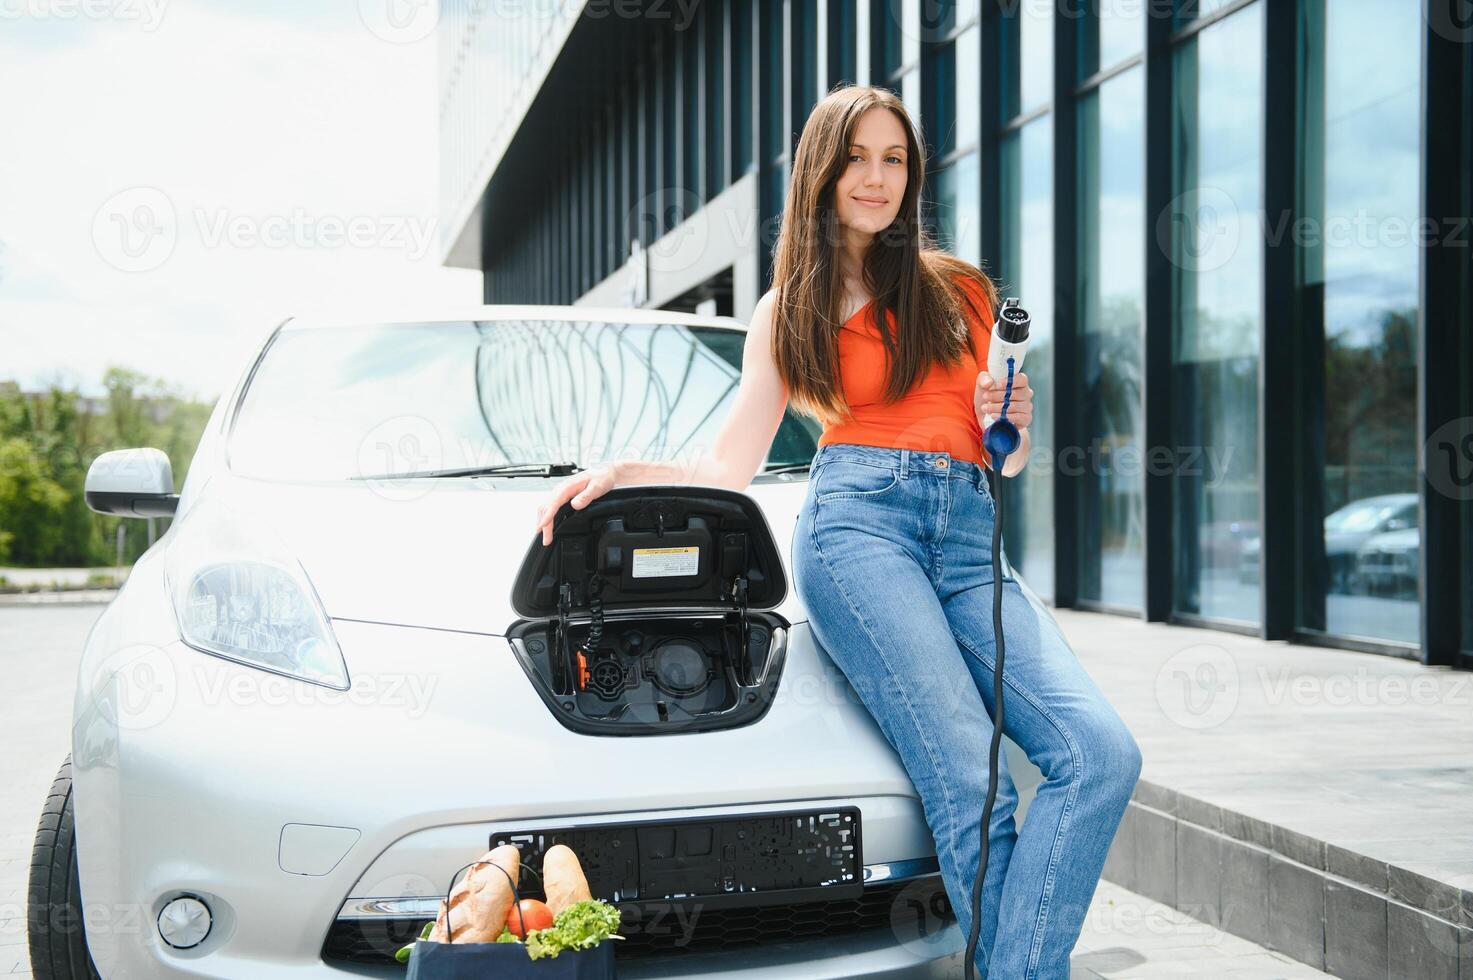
489 807 863 911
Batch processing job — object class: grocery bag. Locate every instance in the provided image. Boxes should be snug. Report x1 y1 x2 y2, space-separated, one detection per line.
404 857 618 979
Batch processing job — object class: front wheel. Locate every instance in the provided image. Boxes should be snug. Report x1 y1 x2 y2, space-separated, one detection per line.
28 755 102 980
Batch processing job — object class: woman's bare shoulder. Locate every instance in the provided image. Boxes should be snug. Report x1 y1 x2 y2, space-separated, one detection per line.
749 289 778 332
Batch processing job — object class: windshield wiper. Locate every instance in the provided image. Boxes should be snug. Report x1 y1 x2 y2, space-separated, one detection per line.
762 462 812 474
354 462 584 480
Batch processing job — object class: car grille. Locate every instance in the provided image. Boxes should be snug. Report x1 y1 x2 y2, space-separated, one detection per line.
322 874 954 965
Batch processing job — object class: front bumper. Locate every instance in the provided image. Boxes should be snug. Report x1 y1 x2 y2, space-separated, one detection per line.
71 617 953 978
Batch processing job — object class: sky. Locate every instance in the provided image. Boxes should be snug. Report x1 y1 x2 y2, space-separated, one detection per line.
0 0 483 404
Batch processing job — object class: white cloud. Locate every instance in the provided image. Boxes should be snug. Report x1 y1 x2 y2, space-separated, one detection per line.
0 2 481 402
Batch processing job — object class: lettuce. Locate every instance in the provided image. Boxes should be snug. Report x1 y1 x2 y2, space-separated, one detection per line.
523 899 624 960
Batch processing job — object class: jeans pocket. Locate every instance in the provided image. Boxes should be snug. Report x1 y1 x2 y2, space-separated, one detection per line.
812 459 902 503
977 473 998 522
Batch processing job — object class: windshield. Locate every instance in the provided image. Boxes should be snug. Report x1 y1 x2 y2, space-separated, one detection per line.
227 318 821 481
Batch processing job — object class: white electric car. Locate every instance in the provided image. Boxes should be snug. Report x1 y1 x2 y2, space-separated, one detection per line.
29 307 968 979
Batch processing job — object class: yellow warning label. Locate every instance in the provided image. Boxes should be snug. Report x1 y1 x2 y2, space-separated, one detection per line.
632 546 700 578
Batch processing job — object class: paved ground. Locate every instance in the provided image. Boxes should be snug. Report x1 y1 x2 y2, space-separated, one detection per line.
1052 607 1473 898
0 602 1342 978
0 603 91 979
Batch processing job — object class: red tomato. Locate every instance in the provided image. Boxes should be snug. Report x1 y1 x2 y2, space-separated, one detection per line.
504 898 554 938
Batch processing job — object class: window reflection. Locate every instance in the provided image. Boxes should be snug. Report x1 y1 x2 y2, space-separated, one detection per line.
1076 67 1145 610
1011 0 1052 116
956 23 980 150
1300 0 1422 644
229 321 822 482
1000 119 1055 599
1171 4 1263 625
1080 0 1142 79
930 153 979 266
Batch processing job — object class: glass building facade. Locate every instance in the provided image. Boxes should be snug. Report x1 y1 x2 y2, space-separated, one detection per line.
439 0 1472 666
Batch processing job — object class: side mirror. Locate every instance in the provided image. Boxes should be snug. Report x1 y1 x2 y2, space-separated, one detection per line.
84 448 179 517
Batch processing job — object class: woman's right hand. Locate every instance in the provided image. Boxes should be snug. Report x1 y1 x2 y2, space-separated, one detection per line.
534 462 621 546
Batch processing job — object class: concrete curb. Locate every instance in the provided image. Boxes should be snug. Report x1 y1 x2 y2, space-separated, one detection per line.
1102 778 1470 976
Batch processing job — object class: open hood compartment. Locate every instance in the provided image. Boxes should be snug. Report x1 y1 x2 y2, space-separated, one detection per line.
506 486 791 737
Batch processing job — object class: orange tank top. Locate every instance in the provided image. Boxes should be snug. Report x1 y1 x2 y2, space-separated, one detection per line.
817 275 996 468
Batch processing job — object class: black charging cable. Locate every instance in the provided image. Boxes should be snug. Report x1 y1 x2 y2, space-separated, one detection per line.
579 574 606 656
965 355 1021 980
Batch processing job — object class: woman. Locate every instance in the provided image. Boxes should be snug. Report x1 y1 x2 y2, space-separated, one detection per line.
533 84 1141 979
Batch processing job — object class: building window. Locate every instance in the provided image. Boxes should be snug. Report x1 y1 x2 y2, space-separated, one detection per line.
732 0 753 177
761 0 783 167
828 0 857 87
955 17 979 153
999 118 1054 599
662 34 678 235
793 0 818 123
1075 66 1146 611
1169 3 1264 626
705 3 725 201
1080 0 1143 80
929 152 978 263
1298 0 1423 645
874 0 902 82
1003 0 1052 119
920 5 978 261
644 54 658 246
685 22 703 209
922 37 955 159
872 0 919 118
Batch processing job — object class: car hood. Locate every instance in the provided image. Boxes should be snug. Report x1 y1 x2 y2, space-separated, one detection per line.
206 475 813 634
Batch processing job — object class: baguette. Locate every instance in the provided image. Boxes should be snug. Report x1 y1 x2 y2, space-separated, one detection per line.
542 843 592 916
427 844 522 943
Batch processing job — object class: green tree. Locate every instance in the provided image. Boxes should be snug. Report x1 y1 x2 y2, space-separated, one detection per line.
0 369 213 570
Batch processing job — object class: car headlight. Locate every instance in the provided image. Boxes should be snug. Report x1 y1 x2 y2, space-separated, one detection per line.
164 497 349 690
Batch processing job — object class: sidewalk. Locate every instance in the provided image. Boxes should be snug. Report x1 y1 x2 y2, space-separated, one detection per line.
0 566 122 604
1056 608 1472 977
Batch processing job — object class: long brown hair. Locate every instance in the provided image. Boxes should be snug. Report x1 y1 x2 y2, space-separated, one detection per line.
770 84 1001 426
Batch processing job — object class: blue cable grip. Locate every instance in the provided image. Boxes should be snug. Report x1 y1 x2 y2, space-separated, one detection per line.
982 356 1022 463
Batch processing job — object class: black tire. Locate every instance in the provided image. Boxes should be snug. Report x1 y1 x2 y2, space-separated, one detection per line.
28 755 103 980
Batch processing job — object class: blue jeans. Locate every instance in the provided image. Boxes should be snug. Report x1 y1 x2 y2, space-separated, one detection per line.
791 443 1143 979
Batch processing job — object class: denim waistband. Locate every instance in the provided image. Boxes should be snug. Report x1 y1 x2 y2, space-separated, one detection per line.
811 442 992 493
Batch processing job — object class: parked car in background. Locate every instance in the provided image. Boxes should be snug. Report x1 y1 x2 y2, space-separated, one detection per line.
1238 493 1417 589
1354 527 1420 599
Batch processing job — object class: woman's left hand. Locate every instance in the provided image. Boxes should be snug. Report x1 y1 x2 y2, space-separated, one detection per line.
975 371 1033 432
